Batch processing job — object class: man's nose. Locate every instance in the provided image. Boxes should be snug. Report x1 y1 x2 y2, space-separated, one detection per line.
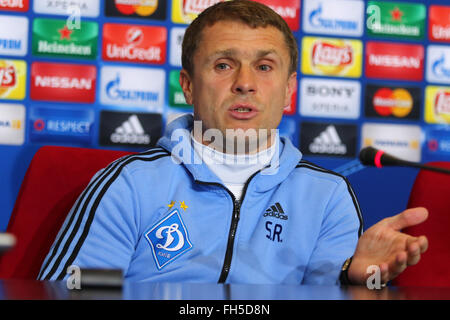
231 66 257 95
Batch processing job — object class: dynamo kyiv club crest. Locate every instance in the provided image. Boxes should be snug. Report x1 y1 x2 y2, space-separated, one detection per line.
145 209 193 269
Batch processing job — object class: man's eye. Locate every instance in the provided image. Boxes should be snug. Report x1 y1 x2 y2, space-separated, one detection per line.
216 63 230 70
258 65 271 71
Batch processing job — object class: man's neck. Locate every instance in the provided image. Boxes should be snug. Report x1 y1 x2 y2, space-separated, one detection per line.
192 129 277 155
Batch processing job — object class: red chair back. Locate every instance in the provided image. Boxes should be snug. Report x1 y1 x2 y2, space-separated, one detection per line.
393 162 450 287
0 146 134 279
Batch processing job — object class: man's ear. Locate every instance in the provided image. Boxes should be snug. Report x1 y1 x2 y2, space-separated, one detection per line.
284 72 297 109
179 69 194 105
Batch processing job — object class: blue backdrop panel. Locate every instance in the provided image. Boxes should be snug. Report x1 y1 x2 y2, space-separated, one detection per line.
0 0 449 232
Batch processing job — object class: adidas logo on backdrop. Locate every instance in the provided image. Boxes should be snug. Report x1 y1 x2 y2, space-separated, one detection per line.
110 114 150 145
308 125 347 155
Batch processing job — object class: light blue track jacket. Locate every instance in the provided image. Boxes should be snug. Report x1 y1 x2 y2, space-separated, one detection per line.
38 114 363 285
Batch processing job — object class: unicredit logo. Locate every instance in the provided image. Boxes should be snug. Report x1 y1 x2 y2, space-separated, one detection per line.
127 28 143 45
102 23 166 64
429 5 450 42
312 42 353 66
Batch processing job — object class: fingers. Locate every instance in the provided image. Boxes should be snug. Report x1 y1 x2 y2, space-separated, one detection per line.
418 235 429 253
385 207 429 231
406 236 428 266
379 254 407 283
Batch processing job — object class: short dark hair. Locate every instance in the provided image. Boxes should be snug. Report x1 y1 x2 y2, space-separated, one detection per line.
182 0 298 76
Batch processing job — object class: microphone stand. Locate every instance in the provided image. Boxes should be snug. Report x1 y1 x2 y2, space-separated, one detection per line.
394 159 450 175
360 147 450 175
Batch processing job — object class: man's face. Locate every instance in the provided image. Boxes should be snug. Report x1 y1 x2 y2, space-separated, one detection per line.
180 20 297 144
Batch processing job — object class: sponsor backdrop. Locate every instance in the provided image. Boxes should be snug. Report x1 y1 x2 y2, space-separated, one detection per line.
0 0 449 231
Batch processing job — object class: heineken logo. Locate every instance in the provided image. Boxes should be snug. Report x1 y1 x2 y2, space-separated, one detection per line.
32 18 98 59
366 1 425 39
169 70 190 107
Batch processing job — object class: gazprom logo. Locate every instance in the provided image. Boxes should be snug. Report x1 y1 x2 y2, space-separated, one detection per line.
100 66 165 111
303 0 363 37
427 46 450 85
432 55 450 80
106 73 159 102
309 3 358 31
145 209 193 270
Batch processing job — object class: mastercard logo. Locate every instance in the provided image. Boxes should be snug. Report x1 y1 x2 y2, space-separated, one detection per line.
372 88 413 118
115 0 158 16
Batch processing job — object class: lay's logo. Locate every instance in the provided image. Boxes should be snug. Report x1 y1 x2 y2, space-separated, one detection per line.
425 86 450 124
312 42 353 67
435 91 450 115
302 37 362 78
0 65 16 88
0 59 26 100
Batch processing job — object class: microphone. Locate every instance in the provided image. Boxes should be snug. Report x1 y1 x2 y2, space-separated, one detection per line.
359 146 450 175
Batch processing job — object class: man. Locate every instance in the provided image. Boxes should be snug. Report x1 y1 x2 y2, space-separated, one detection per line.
38 0 428 286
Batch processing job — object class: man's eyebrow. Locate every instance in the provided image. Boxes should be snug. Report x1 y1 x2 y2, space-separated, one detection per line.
206 49 280 63
256 49 279 59
205 49 238 64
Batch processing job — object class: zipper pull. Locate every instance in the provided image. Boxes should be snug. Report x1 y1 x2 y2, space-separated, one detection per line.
234 200 241 220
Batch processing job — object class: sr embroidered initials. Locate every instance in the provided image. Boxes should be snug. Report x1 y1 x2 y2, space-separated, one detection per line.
145 209 193 269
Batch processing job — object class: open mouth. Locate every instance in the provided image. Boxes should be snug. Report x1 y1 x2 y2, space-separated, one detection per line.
228 104 259 120
234 107 253 113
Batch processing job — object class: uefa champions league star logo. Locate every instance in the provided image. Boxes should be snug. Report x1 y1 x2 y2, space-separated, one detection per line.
145 209 193 269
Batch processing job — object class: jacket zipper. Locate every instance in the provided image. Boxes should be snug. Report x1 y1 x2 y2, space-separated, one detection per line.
195 170 261 284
